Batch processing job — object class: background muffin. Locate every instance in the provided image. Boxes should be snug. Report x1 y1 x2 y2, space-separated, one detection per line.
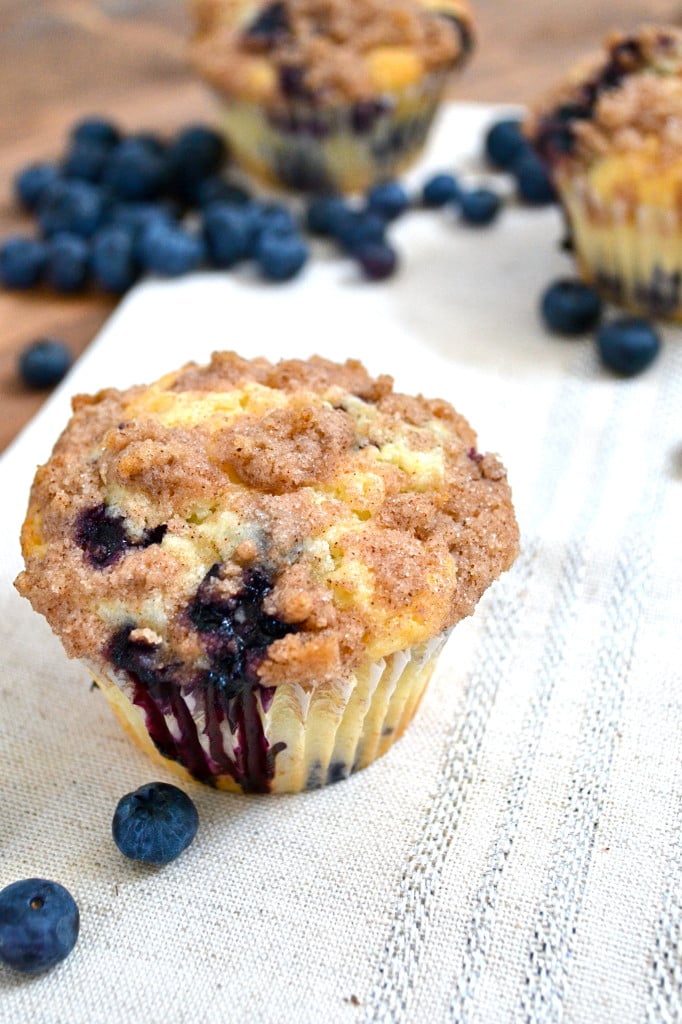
527 25 682 320
16 353 518 794
190 0 474 192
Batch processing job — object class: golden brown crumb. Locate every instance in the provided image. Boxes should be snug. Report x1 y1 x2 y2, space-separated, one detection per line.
17 352 519 689
190 0 472 104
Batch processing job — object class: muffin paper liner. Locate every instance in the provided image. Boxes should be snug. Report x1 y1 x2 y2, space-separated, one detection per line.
88 630 450 794
561 177 682 320
216 71 450 193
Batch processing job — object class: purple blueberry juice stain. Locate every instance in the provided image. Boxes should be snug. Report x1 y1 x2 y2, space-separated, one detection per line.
75 504 166 568
106 565 297 792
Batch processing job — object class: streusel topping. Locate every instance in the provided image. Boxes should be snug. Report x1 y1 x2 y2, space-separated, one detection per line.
527 25 682 169
191 0 473 103
17 353 518 691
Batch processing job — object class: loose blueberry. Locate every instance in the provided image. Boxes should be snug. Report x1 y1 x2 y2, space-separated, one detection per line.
484 118 529 169
46 233 90 293
0 237 47 289
596 317 661 376
355 241 398 281
14 162 61 212
107 200 177 233
126 132 167 157
0 878 79 975
38 180 108 238
71 115 120 150
91 225 139 293
365 179 410 221
62 141 109 183
167 125 228 202
112 782 199 866
250 202 299 241
103 140 168 202
18 338 72 388
331 209 386 252
514 153 556 205
421 172 460 208
243 1 290 45
305 195 348 236
459 188 501 226
540 279 603 335
203 204 253 268
255 229 309 281
139 221 205 277
195 177 251 209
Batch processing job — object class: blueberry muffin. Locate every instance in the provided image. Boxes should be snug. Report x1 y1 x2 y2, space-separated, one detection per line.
16 353 518 794
190 0 474 192
527 25 682 319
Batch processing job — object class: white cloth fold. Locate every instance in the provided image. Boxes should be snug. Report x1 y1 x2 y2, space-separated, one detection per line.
1 105 680 1024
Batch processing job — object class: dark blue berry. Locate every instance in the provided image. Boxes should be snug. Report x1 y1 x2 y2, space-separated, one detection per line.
139 222 205 277
365 179 410 221
540 279 603 335
250 202 299 240
91 226 139 293
243 2 289 45
0 237 47 289
112 782 199 865
71 116 120 150
0 878 79 975
484 118 529 169
103 140 168 202
355 242 398 281
18 338 72 389
195 177 251 209
38 180 108 239
421 172 460 208
596 317 661 376
14 162 61 212
460 188 501 226
255 229 309 281
203 204 253 268
75 503 166 567
107 200 176 233
305 195 347 236
126 132 167 157
62 141 109 183
46 233 90 293
167 125 228 202
331 209 386 252
514 153 556 205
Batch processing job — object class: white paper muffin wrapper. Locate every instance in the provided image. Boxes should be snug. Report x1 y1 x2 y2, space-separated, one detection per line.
216 71 450 193
88 630 451 794
561 178 682 320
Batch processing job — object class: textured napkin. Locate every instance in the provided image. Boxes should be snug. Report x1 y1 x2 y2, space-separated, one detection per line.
1 105 681 1024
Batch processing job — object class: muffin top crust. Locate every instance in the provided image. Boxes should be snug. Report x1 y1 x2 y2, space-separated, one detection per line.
190 0 473 104
16 353 518 694
527 25 682 174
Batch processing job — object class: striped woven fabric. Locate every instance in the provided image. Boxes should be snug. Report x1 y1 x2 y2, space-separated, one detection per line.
1 106 680 1024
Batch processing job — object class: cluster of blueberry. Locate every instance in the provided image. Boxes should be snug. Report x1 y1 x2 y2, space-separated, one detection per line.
540 280 661 376
1 115 321 294
1 113 554 306
0 781 199 975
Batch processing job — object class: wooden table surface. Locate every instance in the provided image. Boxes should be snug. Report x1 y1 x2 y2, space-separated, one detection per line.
1 0 678 451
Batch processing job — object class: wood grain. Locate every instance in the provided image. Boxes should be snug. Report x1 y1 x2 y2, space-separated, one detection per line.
1 0 680 450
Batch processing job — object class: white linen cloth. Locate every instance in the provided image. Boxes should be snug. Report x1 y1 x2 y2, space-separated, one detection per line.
1 105 681 1024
